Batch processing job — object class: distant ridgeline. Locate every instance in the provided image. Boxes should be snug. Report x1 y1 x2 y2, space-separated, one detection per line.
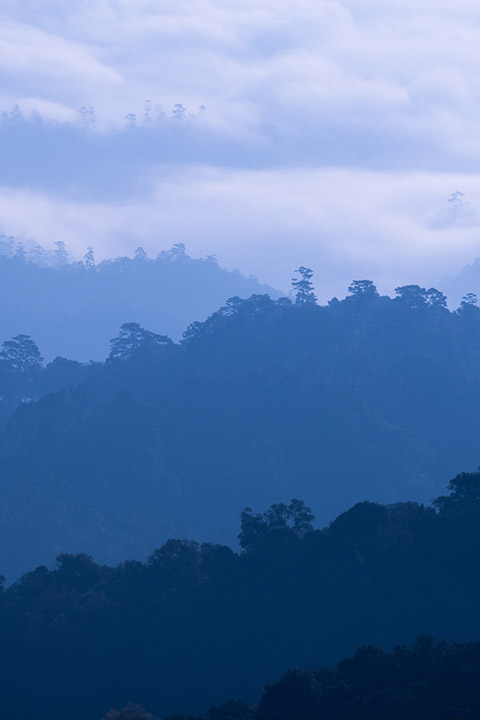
1 474 480 719
0 236 280 361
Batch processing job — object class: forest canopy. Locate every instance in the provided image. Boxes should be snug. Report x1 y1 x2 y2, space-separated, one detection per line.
1 469 480 719
1 275 480 578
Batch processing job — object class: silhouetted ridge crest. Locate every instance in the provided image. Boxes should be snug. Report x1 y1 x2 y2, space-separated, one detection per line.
1 472 480 719
0 240 280 362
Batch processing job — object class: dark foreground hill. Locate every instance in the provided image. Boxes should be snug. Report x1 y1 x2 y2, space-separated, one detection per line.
1 471 480 720
2 280 480 577
107 638 480 720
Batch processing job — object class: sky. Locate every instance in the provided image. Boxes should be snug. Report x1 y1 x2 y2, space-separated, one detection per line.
1 0 480 298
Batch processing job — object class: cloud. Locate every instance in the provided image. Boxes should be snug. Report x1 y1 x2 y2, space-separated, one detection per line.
1 0 480 156
1 0 480 290
0 19 121 104
1 167 479 300
1 0 480 165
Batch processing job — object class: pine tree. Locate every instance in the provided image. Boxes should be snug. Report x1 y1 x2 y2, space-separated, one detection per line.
292 266 317 305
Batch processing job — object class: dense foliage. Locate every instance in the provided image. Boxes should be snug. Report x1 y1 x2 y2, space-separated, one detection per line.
1 473 480 719
2 280 480 577
106 637 480 720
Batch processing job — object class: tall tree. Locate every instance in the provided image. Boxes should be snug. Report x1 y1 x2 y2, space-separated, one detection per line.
426 287 448 309
394 285 428 309
348 279 379 299
0 334 43 373
84 245 95 269
134 247 147 260
54 240 69 266
457 292 479 315
109 323 173 362
292 267 317 305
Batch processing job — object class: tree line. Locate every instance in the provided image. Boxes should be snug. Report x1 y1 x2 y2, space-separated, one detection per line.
1 470 480 718
2 273 480 578
0 241 278 362
105 637 480 720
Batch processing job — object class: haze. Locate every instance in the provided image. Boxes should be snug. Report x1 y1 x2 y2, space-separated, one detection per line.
1 1 480 296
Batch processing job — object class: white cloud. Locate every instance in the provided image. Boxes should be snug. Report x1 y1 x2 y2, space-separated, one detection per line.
1 167 479 299
1 0 480 288
1 0 480 150
0 19 121 104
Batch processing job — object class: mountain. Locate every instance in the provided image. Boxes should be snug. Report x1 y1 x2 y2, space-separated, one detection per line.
0 241 280 362
106 638 480 720
1 281 480 578
1 471 480 720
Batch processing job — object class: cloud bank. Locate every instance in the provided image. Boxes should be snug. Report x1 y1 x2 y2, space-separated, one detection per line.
1 0 480 293
2 168 480 301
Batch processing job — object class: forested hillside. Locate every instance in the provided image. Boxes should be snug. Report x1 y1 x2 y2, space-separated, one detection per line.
0 239 278 361
1 277 480 578
1 470 480 719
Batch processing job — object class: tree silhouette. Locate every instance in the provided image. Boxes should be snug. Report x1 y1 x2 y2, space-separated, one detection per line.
103 704 159 720
0 334 43 372
171 242 187 260
239 500 314 551
134 246 147 260
109 323 173 362
239 507 268 551
433 470 480 516
54 240 68 266
291 267 317 305
394 285 428 309
426 287 447 309
84 245 95 269
457 293 478 315
54 553 101 592
289 498 315 535
348 279 379 298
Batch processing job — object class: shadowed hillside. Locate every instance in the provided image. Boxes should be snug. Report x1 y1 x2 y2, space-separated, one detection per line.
105 638 480 720
1 277 480 577
2 471 480 719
